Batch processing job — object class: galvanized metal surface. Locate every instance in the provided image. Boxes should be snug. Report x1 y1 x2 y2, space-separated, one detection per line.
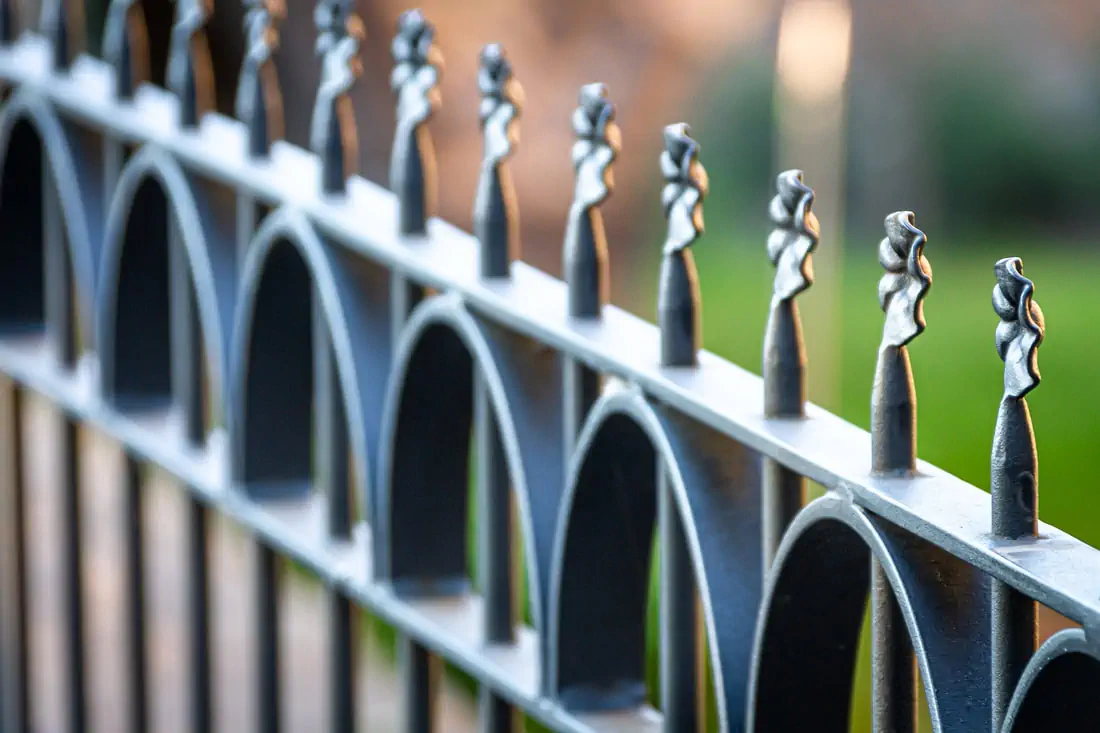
0 5 1098 733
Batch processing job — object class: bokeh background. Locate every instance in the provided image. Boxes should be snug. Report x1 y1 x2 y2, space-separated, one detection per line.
18 0 1100 730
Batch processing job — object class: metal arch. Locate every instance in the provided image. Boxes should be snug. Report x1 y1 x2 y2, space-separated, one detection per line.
375 292 565 636
1000 628 1100 732
229 205 390 501
0 86 98 348
746 493 991 733
548 384 762 733
96 145 234 410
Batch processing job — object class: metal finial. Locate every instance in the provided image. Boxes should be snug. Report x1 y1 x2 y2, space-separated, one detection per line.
564 83 620 319
658 123 707 367
766 169 819 303
104 0 149 100
473 43 523 279
390 8 443 236
40 0 80 69
167 0 214 128
310 0 364 195
236 0 285 157
994 258 1044 400
871 212 932 475
991 257 1043 539
878 211 932 348
762 169 815 417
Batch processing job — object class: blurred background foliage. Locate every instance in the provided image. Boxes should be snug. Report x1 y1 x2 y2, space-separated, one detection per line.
30 0 1100 728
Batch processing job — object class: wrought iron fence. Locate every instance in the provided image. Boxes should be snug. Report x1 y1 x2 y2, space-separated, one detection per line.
0 1 1096 732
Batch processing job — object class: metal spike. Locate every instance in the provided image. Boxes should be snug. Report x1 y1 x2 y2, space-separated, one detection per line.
40 0 77 70
991 256 1043 539
871 211 931 475
237 0 285 157
763 169 818 417
311 0 364 195
103 0 150 101
390 8 443 236
564 83 619 319
473 43 523 279
657 122 707 368
167 0 214 128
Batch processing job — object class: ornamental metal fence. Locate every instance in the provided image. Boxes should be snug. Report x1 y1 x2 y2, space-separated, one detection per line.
0 2 1094 733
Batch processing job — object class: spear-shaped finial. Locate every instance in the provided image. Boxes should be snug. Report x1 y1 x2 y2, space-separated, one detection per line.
390 8 443 236
762 169 818 416
40 0 82 69
103 0 149 100
167 0 214 128
991 257 1044 538
474 43 523 279
236 0 285 157
563 83 620 319
871 212 932 474
311 0 364 195
658 123 707 367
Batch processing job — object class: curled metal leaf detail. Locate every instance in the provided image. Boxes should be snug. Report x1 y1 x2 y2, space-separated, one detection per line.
478 43 522 169
314 0 363 91
391 9 442 132
660 123 708 254
571 83 620 212
993 257 1044 398
167 0 211 91
766 169 819 301
878 211 932 348
242 0 282 71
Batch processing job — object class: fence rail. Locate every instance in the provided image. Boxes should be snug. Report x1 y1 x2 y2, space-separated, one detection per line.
0 3 1097 733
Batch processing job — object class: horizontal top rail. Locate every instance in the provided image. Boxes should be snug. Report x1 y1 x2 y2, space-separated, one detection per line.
3 32 1100 634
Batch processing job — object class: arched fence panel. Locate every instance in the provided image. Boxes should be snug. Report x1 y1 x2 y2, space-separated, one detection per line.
0 15 1099 733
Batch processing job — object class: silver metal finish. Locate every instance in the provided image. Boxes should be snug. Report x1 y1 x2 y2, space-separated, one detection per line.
0 13 1097 733
760 169 817 570
870 211 931 733
390 9 441 237
474 43 522 280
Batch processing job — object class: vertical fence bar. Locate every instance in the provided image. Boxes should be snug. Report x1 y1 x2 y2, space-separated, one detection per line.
400 636 439 733
315 292 356 733
989 257 1042 732
170 216 213 732
761 170 817 572
256 542 280 733
43 164 74 367
656 123 707 733
61 416 86 733
476 371 518 733
659 470 701 732
473 41 523 733
562 83 617 458
2 385 29 733
870 213 930 733
871 559 916 733
123 453 148 733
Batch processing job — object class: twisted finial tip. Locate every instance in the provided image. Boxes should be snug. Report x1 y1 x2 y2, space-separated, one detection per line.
878 211 931 348
571 82 619 210
315 0 364 56
392 9 437 67
660 123 707 253
994 257 1044 398
478 43 523 126
766 169 819 301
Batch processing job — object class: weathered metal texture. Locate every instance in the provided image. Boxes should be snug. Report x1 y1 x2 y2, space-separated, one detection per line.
0 9 1098 733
